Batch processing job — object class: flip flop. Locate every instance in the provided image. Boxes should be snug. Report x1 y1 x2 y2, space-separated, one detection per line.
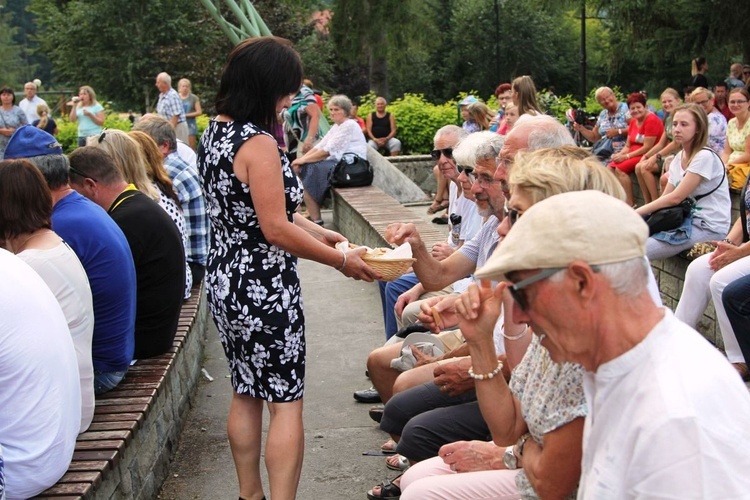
385 454 409 471
366 474 402 500
426 200 449 214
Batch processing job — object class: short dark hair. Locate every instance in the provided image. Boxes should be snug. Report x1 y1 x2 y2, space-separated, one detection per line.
0 87 16 104
68 147 123 186
626 92 647 107
215 36 303 132
0 159 53 238
714 81 728 90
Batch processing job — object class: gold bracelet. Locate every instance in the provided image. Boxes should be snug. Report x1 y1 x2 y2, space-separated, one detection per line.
468 361 504 380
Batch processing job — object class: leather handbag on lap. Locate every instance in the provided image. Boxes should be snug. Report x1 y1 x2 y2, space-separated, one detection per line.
329 152 373 188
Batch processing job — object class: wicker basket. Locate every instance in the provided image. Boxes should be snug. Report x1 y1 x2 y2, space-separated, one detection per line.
338 242 415 281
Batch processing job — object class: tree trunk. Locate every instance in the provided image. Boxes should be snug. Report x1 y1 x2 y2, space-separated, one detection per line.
368 20 388 98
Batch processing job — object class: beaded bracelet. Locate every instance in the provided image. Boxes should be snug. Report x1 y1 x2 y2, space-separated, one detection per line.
722 238 736 246
468 361 504 380
336 248 347 271
502 324 529 341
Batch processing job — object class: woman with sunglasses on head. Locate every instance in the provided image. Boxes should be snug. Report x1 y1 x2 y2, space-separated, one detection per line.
398 147 640 500
0 86 28 159
69 86 105 148
636 104 731 261
198 37 379 500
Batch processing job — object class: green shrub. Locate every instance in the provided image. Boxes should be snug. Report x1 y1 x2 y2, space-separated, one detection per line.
56 110 133 153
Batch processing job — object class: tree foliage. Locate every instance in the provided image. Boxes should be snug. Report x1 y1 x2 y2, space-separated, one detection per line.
0 3 24 87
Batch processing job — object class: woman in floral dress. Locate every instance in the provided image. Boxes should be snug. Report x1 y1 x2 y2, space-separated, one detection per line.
197 37 379 500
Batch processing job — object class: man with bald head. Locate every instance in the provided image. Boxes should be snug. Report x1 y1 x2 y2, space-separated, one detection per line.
571 87 630 161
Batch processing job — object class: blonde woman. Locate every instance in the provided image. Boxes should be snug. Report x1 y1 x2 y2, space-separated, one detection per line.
32 103 58 135
178 78 202 150
635 88 682 203
69 86 105 147
88 129 159 200
129 130 193 297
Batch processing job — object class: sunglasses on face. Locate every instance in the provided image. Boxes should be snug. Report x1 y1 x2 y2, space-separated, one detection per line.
457 164 474 176
430 148 453 161
508 267 565 311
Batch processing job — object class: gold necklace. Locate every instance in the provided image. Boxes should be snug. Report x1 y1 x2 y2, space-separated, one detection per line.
13 229 52 254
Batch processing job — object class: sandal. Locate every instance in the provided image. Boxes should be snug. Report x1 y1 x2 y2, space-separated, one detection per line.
385 454 409 471
426 199 449 214
380 438 397 454
367 474 402 500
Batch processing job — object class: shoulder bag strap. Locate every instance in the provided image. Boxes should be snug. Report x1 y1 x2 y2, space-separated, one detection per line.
693 147 726 202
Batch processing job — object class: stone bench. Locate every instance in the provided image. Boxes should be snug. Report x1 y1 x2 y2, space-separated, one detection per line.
331 185 446 250
33 282 208 500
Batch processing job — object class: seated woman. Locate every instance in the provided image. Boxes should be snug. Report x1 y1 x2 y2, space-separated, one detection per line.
292 94 367 225
129 130 193 298
609 92 664 206
722 88 750 189
92 129 192 294
675 167 750 380
636 104 731 261
692 87 728 154
635 88 681 204
0 158 94 434
32 103 58 135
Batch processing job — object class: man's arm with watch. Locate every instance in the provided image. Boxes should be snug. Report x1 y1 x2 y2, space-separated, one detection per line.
506 417 584 498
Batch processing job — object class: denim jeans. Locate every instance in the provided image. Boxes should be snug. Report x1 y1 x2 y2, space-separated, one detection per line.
94 369 128 395
722 275 750 365
379 272 420 339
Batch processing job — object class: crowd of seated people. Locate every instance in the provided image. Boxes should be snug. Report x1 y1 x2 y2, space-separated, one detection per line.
358 75 750 499
0 122 205 498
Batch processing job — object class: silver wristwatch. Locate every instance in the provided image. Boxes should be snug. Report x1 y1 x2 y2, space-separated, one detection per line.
503 445 518 470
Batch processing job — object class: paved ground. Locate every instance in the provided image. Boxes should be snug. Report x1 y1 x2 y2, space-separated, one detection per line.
158 206 438 499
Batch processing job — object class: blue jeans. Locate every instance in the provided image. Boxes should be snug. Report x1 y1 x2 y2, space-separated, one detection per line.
722 275 750 365
94 369 128 395
379 272 420 339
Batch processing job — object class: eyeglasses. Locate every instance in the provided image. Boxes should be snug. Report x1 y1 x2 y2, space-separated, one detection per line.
68 165 98 183
495 156 514 170
508 267 565 311
467 171 502 189
729 100 748 105
507 206 520 227
693 98 709 106
744 71 750 76
430 148 453 161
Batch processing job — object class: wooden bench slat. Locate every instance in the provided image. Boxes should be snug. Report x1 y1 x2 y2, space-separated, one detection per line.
66 460 110 472
86 421 138 433
72 449 119 466
37 481 93 497
93 403 149 414
58 471 102 488
74 439 125 452
76 430 132 442
97 388 156 399
95 396 152 406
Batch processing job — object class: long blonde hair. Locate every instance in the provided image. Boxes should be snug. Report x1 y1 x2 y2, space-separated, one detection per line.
128 130 179 205
35 103 51 130
90 129 160 200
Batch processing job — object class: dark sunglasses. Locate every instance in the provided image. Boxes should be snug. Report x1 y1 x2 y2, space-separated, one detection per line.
457 164 474 176
68 165 98 183
98 130 107 143
508 268 564 311
430 148 453 161
507 207 520 227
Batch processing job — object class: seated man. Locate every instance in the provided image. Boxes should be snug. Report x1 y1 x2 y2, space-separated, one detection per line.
4 126 136 395
133 114 208 284
379 126 484 339
69 146 185 359
477 190 750 496
0 249 81 499
366 97 401 156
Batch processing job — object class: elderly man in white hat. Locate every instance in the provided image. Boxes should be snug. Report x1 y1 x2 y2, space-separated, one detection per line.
475 190 750 498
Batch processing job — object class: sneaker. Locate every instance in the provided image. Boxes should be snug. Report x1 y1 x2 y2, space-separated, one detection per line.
353 386 381 404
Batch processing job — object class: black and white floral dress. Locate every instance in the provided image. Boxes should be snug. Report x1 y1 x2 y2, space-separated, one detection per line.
198 120 306 402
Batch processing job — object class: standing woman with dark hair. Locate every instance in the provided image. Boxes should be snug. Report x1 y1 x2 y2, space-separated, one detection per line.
198 37 380 500
0 87 28 159
691 56 709 89
511 75 542 124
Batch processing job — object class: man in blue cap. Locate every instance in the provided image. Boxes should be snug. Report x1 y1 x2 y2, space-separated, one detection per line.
4 125 137 394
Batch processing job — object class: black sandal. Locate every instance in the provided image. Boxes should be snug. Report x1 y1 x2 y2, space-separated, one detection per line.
366 474 402 500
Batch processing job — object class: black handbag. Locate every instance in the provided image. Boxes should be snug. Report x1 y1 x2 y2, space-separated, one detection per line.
645 148 726 236
329 153 373 188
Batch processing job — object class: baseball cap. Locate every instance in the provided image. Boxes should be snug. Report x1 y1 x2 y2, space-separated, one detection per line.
4 125 63 159
458 95 479 107
475 190 648 281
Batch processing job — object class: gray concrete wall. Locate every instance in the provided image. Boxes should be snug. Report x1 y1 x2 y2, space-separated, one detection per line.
367 149 431 203
388 155 437 195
